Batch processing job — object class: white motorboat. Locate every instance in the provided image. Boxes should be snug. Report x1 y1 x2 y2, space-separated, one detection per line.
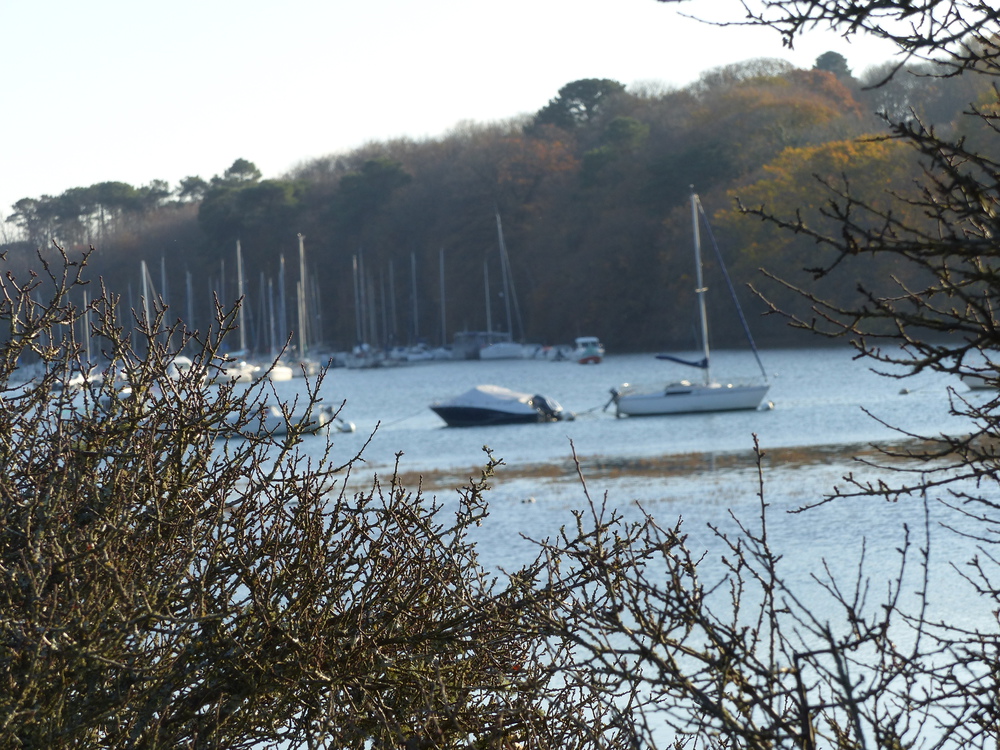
430 385 572 427
212 358 260 383
255 361 295 382
221 403 355 438
573 336 605 364
610 190 770 417
479 340 527 360
961 371 997 390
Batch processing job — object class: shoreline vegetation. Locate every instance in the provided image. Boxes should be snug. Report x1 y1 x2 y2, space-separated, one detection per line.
5 55 989 355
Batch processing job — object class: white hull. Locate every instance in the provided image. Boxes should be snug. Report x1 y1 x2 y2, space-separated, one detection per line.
222 404 355 438
614 381 770 416
258 364 294 382
480 341 526 360
961 372 996 390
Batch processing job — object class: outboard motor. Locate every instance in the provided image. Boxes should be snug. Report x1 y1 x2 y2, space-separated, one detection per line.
532 395 564 421
606 388 621 417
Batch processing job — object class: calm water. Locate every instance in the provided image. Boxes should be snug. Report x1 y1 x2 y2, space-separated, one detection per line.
262 347 994 630
304 347 969 474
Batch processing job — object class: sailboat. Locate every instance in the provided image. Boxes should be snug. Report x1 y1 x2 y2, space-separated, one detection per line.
479 210 526 360
609 190 770 416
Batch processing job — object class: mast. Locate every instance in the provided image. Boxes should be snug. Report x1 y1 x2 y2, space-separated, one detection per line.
297 233 308 360
160 257 169 308
352 254 363 344
410 251 419 343
236 240 247 353
83 290 91 365
439 247 446 348
495 211 514 339
691 189 711 385
278 255 288 351
483 260 492 335
268 277 277 359
185 269 194 341
389 258 398 344
140 260 151 330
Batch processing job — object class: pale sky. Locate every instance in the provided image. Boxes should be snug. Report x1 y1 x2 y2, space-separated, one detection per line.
2 0 901 234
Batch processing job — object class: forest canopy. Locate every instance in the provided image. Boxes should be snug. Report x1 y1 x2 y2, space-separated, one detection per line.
3 52 990 353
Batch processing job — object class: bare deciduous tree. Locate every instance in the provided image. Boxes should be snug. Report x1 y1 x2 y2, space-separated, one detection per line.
0 247 635 749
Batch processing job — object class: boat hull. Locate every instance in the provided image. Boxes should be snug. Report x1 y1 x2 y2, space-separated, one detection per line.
430 384 567 427
573 337 605 365
430 405 547 428
614 382 770 416
961 373 996 390
479 341 526 360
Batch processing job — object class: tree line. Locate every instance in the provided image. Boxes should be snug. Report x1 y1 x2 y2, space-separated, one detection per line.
3 51 994 354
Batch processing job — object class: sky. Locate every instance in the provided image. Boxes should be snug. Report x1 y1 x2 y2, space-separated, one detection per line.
1 0 902 235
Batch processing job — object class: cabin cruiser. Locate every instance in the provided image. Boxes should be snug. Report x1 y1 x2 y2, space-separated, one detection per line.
573 336 605 364
221 403 355 438
430 384 572 427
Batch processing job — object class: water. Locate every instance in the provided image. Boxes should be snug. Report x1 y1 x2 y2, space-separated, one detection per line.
254 347 997 744
261 347 994 623
305 347 969 474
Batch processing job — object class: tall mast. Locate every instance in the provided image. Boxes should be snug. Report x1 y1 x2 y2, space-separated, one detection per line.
483 260 492 335
410 251 419 343
691 189 711 385
388 258 398 343
83 290 91 364
185 269 194 342
140 260 151 330
352 254 362 344
236 239 247 353
297 233 308 360
495 211 513 339
268 277 277 359
439 247 446 348
278 255 288 351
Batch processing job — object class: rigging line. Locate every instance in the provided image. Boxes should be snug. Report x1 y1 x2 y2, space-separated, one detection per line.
382 408 429 427
696 200 769 382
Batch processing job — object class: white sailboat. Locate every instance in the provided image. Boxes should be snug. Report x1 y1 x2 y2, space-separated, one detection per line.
479 211 527 360
610 190 769 417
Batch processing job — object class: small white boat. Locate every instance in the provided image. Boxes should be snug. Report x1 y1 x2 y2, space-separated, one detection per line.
57 366 104 391
479 340 527 360
430 384 572 427
255 361 295 382
388 343 436 363
573 336 605 364
961 371 997 390
213 358 260 383
222 403 355 438
611 190 769 417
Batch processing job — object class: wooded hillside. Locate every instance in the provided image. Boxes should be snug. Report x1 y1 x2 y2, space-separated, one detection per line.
4 54 990 353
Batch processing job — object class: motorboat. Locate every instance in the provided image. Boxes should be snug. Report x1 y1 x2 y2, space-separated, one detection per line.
255 361 295 382
211 357 260 383
573 336 605 364
479 340 527 360
430 384 572 427
961 371 997 390
610 190 770 416
221 403 355 438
